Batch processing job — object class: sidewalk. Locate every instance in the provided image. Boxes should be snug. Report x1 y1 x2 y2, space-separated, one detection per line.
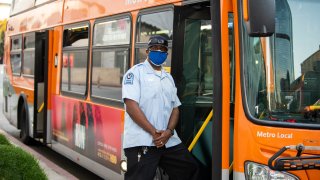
0 129 77 180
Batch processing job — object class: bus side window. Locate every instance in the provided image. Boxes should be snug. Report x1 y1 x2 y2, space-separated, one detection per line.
61 23 89 96
10 36 22 76
23 33 35 77
135 9 173 72
91 16 131 102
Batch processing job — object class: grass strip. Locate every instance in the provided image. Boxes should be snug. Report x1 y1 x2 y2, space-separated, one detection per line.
0 134 48 179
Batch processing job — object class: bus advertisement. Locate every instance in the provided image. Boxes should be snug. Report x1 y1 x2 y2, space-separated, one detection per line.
2 0 320 179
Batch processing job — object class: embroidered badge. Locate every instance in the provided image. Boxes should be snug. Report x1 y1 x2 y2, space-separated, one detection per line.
124 72 134 85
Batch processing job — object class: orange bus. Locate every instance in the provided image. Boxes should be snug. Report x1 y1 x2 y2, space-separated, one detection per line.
2 0 320 179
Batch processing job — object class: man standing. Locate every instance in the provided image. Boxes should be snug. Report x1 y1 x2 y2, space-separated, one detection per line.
122 35 198 180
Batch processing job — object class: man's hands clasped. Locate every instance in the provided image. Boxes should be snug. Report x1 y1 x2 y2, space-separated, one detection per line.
152 129 173 148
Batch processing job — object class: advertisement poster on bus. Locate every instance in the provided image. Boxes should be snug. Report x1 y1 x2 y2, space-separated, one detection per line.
52 96 124 174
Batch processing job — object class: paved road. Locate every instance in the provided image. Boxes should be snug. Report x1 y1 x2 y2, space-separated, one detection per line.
0 64 103 180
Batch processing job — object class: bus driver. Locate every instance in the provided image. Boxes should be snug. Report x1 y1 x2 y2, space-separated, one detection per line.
122 35 198 180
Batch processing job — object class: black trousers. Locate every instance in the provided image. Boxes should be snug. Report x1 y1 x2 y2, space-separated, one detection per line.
124 143 199 180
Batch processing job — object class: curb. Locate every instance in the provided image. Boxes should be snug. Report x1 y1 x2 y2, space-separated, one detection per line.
0 129 78 180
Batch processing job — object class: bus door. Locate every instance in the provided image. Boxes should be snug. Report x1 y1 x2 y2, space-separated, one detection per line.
172 2 213 179
33 31 49 142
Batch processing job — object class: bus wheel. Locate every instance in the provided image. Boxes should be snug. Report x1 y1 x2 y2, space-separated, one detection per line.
19 104 31 144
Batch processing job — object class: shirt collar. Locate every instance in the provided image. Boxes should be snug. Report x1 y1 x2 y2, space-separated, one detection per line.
143 59 168 79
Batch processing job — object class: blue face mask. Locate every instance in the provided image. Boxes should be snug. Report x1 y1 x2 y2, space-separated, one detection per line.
148 50 168 66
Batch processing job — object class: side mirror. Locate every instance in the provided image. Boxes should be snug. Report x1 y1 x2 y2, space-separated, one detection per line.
246 0 275 37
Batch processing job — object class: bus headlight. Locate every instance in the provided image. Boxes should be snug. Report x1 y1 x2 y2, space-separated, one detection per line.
120 160 127 172
245 161 299 180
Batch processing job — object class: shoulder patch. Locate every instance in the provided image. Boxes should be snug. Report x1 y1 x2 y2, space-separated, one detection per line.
124 72 134 85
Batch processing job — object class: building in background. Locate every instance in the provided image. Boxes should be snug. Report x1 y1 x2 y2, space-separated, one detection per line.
301 50 320 74
0 0 11 19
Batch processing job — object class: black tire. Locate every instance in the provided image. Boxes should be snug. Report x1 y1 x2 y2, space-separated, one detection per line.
20 104 31 144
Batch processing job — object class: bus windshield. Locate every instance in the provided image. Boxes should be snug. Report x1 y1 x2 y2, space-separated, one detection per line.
242 0 320 125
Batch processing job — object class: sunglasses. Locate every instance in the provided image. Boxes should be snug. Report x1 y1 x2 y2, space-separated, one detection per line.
148 45 168 52
148 38 168 46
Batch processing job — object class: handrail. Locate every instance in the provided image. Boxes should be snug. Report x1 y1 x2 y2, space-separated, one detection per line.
229 161 233 174
187 109 234 174
37 102 44 113
188 109 213 152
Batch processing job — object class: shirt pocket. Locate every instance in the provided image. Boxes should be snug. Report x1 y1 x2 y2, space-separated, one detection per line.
142 78 159 99
162 84 176 108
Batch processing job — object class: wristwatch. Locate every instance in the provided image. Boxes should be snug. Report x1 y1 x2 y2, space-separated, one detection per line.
167 128 174 136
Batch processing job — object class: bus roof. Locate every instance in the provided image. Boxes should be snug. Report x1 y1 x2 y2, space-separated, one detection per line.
7 0 182 36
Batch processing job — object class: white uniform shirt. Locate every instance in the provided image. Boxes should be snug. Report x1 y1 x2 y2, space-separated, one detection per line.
122 60 182 149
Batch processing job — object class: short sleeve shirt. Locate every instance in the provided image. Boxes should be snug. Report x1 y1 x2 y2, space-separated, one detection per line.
122 60 182 149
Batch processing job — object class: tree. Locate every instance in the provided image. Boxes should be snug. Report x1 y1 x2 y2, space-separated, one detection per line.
0 19 7 64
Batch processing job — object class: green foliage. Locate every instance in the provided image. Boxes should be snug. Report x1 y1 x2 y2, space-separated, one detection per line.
0 135 48 180
0 31 4 58
0 19 6 58
0 134 11 146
